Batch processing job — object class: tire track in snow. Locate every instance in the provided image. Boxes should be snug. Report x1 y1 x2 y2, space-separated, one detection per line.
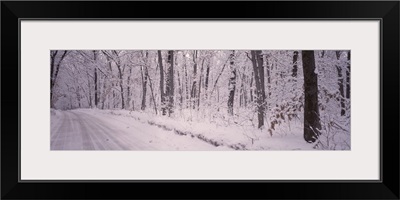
70 111 96 150
50 111 63 141
51 110 67 141
70 111 121 150
73 110 156 150
51 111 74 150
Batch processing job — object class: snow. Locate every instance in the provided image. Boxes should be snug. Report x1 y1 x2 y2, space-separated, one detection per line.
51 50 351 151
51 109 231 150
66 108 317 150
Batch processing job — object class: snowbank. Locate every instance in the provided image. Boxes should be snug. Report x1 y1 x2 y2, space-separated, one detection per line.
79 109 316 150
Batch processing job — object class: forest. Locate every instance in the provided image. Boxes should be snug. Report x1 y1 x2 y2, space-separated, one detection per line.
50 50 350 150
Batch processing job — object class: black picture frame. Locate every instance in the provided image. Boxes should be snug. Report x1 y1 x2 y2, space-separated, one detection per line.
2 1 399 199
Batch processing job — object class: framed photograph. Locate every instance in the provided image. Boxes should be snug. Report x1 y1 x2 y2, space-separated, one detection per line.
2 1 399 199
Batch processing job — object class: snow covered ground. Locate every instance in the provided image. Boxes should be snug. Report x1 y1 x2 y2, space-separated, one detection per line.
51 109 230 150
51 108 319 150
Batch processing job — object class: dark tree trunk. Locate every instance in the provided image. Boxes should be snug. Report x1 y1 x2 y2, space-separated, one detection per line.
157 50 166 115
141 66 148 110
190 50 198 109
93 50 98 108
101 74 107 110
250 50 264 128
165 50 174 116
87 73 92 108
204 60 211 101
250 72 254 102
117 66 125 109
50 50 58 108
227 51 236 115
256 51 266 106
346 51 350 99
244 75 248 107
292 51 299 77
336 51 346 116
302 50 321 143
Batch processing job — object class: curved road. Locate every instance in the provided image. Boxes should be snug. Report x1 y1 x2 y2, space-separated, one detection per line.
51 110 220 150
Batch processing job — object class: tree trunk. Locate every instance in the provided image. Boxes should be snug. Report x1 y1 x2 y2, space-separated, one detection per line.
190 50 198 109
204 59 211 102
346 51 350 99
50 50 68 108
197 57 206 110
335 51 345 116
76 86 81 108
145 65 158 114
292 51 299 77
256 51 266 107
250 51 264 128
239 72 245 107
104 55 113 109
266 59 271 97
184 57 190 108
117 67 125 109
302 50 321 143
111 51 125 109
93 50 98 108
50 50 58 108
141 66 148 110
250 72 254 102
87 73 92 108
227 51 236 115
126 67 132 109
101 74 107 110
177 70 183 109
165 50 174 116
157 50 166 115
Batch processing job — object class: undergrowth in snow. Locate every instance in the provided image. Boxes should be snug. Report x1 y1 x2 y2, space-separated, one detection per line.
80 109 318 150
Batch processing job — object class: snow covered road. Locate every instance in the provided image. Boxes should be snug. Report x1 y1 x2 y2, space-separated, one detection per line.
51 109 224 150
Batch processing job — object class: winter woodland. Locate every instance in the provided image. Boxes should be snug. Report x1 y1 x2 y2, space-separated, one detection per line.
50 50 350 150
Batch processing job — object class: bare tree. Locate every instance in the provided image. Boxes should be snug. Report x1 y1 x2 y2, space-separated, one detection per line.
256 51 266 105
335 51 345 116
250 50 264 128
302 50 321 143
204 56 211 102
292 51 299 77
165 50 174 116
157 50 166 115
93 50 98 108
126 65 133 109
183 55 190 108
190 50 198 109
227 51 236 115
50 50 69 108
346 51 350 99
197 56 206 110
140 51 149 110
145 64 158 114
